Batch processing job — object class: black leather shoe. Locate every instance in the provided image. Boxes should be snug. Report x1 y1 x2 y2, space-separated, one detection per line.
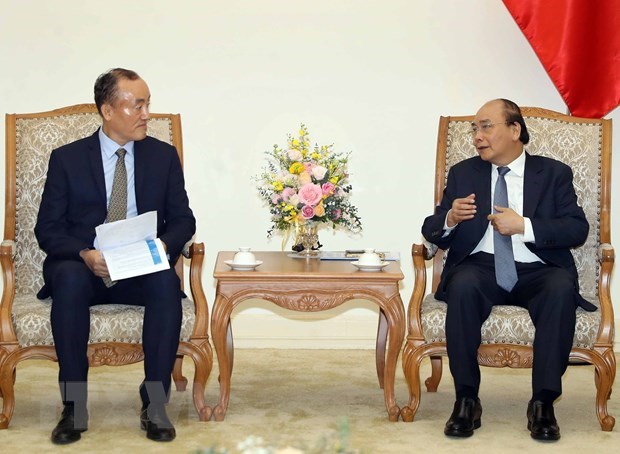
444 397 482 437
527 400 560 441
51 404 88 445
140 403 176 442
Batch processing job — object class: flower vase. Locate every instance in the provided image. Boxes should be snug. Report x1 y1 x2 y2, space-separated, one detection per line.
296 222 320 257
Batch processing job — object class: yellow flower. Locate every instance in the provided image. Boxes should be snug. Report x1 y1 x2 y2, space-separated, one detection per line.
292 138 300 147
272 181 284 191
311 152 321 160
329 176 339 184
314 204 325 217
289 162 304 174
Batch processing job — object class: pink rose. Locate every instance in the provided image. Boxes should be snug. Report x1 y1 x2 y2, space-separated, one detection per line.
271 193 282 204
332 208 342 220
298 183 323 206
321 182 335 195
301 205 315 219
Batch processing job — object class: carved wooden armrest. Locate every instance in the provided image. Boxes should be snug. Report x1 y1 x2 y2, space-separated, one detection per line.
421 239 438 260
598 243 614 263
408 243 432 338
186 242 209 338
1 240 17 343
1 240 16 259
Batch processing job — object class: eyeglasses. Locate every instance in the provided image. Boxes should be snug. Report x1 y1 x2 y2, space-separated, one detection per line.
469 121 510 136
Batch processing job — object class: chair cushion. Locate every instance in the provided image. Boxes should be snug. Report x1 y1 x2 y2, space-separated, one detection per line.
421 294 601 348
11 294 196 347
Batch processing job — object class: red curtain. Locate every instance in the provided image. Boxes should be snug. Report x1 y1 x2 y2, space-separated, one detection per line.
503 0 620 118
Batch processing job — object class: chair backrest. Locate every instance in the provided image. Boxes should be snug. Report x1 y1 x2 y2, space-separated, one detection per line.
431 107 612 305
4 104 185 295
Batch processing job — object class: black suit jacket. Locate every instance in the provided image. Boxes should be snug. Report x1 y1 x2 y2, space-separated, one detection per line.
35 130 196 295
422 152 596 311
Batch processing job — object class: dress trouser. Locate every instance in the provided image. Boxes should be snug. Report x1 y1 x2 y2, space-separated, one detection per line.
44 260 183 406
442 252 578 399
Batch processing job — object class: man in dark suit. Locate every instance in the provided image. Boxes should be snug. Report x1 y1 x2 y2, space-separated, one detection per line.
422 99 596 441
35 68 195 444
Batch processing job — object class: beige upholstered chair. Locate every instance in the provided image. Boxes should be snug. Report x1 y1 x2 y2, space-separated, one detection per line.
401 107 616 431
0 104 213 428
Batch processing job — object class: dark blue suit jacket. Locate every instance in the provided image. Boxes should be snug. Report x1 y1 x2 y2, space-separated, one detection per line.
422 152 596 311
35 130 196 296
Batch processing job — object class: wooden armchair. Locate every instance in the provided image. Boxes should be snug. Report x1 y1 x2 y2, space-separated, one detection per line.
0 104 213 428
401 107 615 431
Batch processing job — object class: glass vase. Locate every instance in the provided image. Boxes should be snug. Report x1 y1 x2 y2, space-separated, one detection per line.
296 222 320 257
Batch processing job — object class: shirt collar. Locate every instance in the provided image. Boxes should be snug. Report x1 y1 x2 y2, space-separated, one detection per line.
492 150 525 177
98 127 134 160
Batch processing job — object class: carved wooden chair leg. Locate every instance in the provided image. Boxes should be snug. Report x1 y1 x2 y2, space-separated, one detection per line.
425 356 443 392
594 361 616 431
375 309 388 389
0 362 17 429
400 345 423 422
172 355 188 391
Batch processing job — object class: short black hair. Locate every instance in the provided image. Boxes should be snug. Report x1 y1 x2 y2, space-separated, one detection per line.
94 68 140 115
499 98 530 145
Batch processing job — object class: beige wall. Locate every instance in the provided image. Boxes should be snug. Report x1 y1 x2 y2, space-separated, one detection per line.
1 0 618 349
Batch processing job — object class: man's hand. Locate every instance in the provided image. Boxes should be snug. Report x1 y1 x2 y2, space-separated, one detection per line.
487 206 525 236
79 249 110 278
447 193 477 227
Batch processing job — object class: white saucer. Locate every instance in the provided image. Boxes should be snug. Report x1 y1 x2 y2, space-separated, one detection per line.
351 261 389 271
224 260 263 271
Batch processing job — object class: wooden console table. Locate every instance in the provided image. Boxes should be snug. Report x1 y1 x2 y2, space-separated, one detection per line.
211 251 405 421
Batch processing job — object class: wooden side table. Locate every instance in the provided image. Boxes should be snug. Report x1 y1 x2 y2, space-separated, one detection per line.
211 251 405 421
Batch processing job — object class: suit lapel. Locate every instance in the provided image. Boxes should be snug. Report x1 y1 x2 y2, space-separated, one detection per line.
471 158 492 231
523 153 545 217
87 131 107 205
134 139 146 213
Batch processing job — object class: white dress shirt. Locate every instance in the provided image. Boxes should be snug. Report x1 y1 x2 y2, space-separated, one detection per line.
446 151 543 263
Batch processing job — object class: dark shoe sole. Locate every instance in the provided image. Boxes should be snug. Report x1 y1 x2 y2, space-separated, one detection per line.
444 419 481 437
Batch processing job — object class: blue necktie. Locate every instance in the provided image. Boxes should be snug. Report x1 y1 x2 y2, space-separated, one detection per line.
493 166 518 292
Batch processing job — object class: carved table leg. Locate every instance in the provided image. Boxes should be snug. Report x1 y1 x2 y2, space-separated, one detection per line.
376 309 387 390
211 294 234 421
378 294 405 422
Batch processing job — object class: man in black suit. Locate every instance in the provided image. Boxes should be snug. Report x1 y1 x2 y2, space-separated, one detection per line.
35 68 195 444
422 99 596 441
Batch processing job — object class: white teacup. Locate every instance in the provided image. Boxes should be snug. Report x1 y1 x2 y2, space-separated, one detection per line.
233 247 256 265
357 248 382 266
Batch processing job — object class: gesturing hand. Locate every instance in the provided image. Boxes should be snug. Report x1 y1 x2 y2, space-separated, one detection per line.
487 205 525 236
447 193 476 227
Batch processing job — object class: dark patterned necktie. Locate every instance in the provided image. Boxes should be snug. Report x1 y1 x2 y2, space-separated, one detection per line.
493 166 518 292
106 148 127 223
103 148 127 287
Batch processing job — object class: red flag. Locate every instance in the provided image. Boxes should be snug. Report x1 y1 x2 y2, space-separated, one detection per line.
503 0 620 118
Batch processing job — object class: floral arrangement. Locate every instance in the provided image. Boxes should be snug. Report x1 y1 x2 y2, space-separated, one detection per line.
255 125 362 241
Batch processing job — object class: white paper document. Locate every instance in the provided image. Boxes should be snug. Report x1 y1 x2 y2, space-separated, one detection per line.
95 211 169 281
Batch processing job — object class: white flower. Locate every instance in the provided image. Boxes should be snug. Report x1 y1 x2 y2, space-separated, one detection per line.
287 148 303 161
311 165 328 180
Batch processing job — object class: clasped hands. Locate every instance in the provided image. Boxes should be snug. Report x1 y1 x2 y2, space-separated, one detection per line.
447 193 524 235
